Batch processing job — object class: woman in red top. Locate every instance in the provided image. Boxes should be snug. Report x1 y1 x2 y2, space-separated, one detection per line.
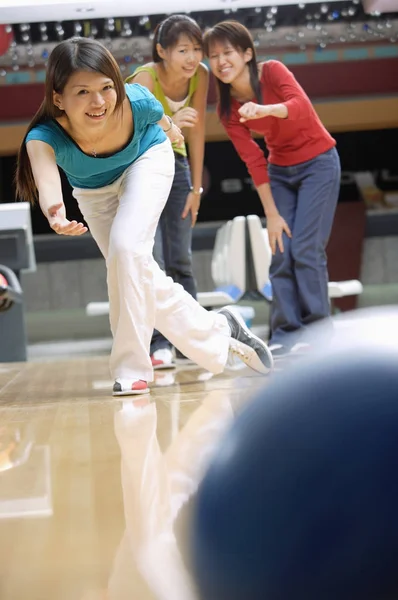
204 21 341 357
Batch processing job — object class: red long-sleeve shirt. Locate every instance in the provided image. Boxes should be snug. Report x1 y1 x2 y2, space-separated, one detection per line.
218 60 336 186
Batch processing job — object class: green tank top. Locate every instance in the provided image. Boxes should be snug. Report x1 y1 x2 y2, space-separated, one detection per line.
126 65 199 157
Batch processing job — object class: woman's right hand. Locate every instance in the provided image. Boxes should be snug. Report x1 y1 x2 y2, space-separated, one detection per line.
47 202 88 236
167 123 185 149
266 213 292 254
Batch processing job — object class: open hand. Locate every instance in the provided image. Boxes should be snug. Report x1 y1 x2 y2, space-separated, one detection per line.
47 202 88 236
266 213 292 254
181 191 201 227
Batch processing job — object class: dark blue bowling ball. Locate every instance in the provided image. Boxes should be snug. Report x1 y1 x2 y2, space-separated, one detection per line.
191 348 398 600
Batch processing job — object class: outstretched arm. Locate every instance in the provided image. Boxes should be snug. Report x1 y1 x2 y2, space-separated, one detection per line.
26 140 87 236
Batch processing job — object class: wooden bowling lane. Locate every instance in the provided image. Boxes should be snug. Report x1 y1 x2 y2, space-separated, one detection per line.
0 356 269 599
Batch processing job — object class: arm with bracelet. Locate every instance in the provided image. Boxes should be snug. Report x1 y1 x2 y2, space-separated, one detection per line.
159 114 184 146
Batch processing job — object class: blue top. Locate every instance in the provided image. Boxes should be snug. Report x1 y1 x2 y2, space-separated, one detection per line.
25 83 166 189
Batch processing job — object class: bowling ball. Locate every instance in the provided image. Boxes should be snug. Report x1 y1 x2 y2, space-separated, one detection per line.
190 308 398 600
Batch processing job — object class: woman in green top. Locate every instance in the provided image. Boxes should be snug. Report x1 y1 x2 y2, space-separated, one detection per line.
127 14 209 370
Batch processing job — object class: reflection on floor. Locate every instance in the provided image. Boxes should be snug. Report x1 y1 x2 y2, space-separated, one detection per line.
0 355 272 600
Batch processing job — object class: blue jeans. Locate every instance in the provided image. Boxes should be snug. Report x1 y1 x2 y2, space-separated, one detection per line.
268 147 341 348
150 155 197 353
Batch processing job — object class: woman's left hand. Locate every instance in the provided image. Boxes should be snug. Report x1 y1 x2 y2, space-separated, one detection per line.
238 102 272 122
182 191 201 227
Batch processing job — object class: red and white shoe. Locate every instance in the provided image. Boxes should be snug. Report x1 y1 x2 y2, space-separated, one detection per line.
112 379 149 396
150 348 176 371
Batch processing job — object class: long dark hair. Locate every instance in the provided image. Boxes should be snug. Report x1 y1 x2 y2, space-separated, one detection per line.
152 14 203 63
203 21 262 119
16 37 126 204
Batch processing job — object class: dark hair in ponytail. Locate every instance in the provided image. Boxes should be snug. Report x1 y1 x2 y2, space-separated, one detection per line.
16 37 125 203
203 21 262 120
152 14 203 63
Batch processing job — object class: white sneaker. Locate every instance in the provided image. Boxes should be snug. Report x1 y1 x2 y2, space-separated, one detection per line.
113 379 149 396
151 348 176 370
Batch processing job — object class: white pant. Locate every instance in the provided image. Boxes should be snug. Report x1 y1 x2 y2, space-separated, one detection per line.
73 140 230 381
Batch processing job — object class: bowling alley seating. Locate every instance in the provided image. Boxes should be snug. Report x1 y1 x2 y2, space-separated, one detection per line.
196 215 246 307
246 214 363 309
86 213 363 322
86 215 247 317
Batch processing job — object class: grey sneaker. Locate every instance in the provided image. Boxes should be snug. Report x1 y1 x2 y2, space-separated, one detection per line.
218 306 274 375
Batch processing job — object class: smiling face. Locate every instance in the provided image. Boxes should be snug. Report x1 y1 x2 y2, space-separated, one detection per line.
157 33 203 80
207 40 252 85
53 70 118 131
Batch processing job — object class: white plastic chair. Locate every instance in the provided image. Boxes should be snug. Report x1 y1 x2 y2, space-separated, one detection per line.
246 214 363 305
86 215 247 317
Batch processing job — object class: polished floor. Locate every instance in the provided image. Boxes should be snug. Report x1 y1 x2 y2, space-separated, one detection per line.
0 353 272 600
